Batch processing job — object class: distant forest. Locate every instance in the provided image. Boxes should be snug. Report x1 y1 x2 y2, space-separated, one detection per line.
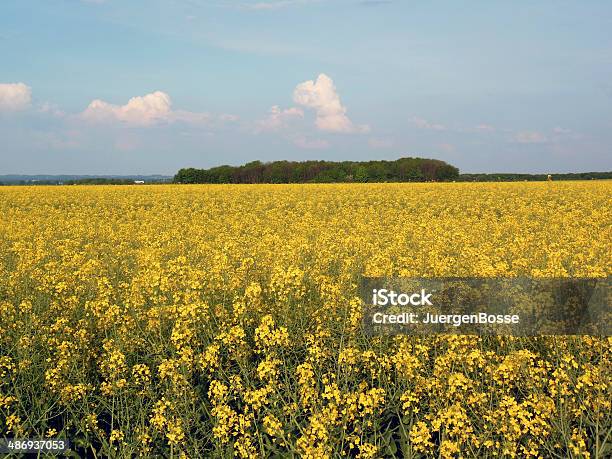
173 159 612 184
174 158 460 184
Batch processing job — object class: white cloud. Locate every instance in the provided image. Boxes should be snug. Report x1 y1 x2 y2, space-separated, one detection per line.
514 131 548 144
409 116 446 131
255 105 303 132
293 73 369 133
82 91 172 126
0 82 32 111
368 137 393 148
293 136 330 149
81 91 214 126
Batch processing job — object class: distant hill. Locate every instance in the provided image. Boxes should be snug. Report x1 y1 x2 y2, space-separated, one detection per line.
174 157 460 184
0 175 172 185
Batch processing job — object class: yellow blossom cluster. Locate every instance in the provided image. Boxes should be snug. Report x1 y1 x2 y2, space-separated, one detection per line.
0 181 610 457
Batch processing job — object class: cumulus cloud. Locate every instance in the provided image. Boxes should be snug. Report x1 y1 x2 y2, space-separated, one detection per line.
255 105 304 132
409 116 446 131
0 82 32 111
514 131 548 144
293 74 369 133
81 91 215 126
82 91 172 125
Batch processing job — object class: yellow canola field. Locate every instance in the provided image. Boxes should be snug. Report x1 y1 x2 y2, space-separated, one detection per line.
0 182 610 458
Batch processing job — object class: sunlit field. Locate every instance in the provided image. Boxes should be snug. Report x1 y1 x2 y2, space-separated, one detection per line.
0 182 610 458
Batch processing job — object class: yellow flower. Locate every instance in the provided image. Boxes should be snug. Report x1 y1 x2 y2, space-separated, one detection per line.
109 429 124 444
5 414 22 435
263 414 283 438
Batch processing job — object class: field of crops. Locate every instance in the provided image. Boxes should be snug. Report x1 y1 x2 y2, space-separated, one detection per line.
0 182 610 458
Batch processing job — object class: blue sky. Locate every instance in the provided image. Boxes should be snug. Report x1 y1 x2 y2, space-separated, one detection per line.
1 0 611 174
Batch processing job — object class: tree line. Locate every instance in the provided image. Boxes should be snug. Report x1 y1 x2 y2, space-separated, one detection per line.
0 177 172 186
173 157 460 184
0 178 138 186
456 172 612 182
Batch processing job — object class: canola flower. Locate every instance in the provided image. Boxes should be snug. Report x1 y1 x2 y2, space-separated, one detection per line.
0 181 610 457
